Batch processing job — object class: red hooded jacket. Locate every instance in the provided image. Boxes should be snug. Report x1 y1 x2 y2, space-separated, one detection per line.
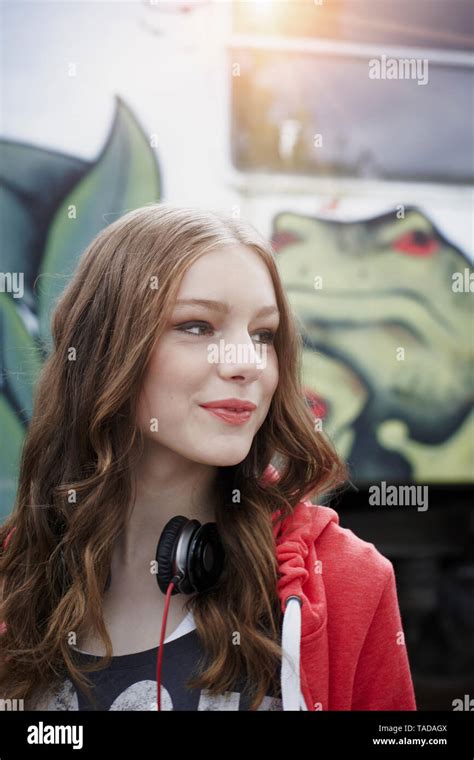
1 462 417 711
262 463 417 710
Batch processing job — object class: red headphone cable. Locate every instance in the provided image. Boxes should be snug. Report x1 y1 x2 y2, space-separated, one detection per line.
156 574 181 711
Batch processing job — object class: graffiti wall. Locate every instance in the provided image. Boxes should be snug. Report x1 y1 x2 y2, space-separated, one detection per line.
271 207 473 485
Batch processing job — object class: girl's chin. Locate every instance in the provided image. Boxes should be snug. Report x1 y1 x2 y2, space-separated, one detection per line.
197 446 252 468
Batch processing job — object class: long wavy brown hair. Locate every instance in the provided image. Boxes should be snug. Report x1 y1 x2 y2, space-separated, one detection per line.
0 202 348 710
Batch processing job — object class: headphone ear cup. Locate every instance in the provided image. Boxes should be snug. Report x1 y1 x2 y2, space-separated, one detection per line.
188 523 225 592
156 516 189 595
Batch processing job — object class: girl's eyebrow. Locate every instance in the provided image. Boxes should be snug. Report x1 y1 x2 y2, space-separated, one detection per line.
174 298 280 319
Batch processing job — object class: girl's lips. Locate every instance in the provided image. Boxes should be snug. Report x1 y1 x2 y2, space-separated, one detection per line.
200 406 253 426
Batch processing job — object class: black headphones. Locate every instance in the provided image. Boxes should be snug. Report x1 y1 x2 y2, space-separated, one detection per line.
61 516 225 596
155 516 226 595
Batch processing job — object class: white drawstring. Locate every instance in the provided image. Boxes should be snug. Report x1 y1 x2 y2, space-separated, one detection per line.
281 595 307 710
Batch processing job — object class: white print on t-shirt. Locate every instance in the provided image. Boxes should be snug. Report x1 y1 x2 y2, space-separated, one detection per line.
33 678 283 711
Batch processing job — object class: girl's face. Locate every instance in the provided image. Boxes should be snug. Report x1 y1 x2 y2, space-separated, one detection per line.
137 244 280 466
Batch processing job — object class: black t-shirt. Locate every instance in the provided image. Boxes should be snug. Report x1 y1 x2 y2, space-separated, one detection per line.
32 612 283 711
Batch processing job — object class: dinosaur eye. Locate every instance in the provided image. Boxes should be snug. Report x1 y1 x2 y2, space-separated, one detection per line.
392 230 439 257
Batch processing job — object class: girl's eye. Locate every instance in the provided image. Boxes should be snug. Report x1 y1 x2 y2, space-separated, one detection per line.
175 321 214 337
253 330 276 344
175 322 276 344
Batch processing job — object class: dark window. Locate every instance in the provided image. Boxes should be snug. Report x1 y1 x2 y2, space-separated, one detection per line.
230 48 474 183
